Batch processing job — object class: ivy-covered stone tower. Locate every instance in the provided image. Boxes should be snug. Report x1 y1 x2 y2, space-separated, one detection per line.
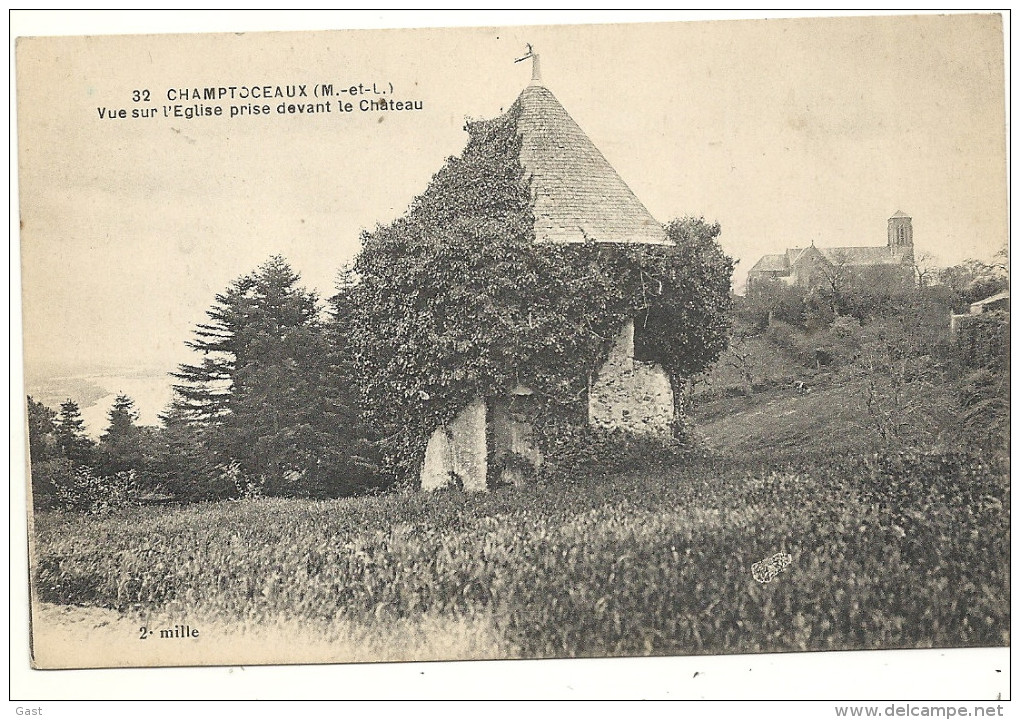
419 55 677 491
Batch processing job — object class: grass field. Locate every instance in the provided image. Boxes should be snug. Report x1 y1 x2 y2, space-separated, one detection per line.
30 384 1009 666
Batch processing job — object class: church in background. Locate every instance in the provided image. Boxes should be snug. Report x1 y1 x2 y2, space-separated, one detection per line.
746 211 916 292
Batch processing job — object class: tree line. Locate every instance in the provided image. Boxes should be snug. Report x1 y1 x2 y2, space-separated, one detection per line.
28 256 381 511
27 242 1006 512
28 102 744 510
29 221 735 511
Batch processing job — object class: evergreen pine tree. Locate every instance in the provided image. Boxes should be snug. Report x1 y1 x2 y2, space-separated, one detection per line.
55 399 95 467
171 256 321 426
146 403 228 501
27 396 67 509
98 394 143 475
171 255 355 495
170 277 256 424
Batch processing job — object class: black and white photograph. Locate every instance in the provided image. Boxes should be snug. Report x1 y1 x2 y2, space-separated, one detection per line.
11 10 1010 703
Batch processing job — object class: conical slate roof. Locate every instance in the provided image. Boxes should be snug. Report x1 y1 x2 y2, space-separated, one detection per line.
508 85 669 245
890 210 911 219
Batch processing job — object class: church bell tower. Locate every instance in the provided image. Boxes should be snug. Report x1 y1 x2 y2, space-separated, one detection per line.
887 210 913 259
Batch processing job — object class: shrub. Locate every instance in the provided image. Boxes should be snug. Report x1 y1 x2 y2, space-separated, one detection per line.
953 310 1009 372
53 466 141 514
29 457 75 510
815 315 864 365
218 460 265 500
538 425 697 485
957 368 1010 455
858 449 1008 516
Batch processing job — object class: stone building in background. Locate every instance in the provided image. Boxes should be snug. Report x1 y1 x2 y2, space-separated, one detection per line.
950 289 1010 369
746 211 916 292
420 56 676 492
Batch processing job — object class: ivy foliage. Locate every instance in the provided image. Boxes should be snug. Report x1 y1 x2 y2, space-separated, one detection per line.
337 105 734 480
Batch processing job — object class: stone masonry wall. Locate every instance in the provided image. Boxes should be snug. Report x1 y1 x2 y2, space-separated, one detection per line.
420 397 488 491
588 319 674 436
422 320 675 491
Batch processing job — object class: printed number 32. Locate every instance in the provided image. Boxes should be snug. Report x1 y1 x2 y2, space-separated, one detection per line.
132 89 150 102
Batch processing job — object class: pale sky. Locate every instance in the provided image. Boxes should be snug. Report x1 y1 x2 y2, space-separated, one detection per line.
14 12 1008 378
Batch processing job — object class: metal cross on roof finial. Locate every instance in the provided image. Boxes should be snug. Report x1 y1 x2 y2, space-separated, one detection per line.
514 44 542 85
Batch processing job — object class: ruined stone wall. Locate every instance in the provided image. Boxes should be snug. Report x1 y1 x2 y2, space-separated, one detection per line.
422 320 676 491
420 397 488 491
488 389 543 487
588 319 674 436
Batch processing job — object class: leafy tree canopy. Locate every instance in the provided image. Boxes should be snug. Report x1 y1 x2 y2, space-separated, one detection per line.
27 396 58 464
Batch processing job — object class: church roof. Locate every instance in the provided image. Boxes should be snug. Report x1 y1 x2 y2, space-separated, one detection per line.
786 247 810 265
748 242 910 281
749 253 789 273
748 211 914 282
819 245 904 266
506 84 669 245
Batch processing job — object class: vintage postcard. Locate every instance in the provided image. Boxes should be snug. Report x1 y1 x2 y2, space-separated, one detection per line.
12 11 1010 699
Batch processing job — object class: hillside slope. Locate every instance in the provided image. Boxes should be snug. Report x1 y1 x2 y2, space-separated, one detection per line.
694 381 875 458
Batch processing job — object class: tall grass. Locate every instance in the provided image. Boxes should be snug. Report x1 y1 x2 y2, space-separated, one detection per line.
32 449 1009 660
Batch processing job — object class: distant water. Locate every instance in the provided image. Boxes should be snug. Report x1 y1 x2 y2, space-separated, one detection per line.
25 371 175 438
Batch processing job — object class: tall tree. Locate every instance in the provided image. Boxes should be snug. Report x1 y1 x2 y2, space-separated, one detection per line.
739 279 806 330
172 256 321 425
27 396 65 508
170 275 255 424
170 255 369 495
97 394 143 475
222 321 379 496
55 400 94 466
939 257 1009 310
